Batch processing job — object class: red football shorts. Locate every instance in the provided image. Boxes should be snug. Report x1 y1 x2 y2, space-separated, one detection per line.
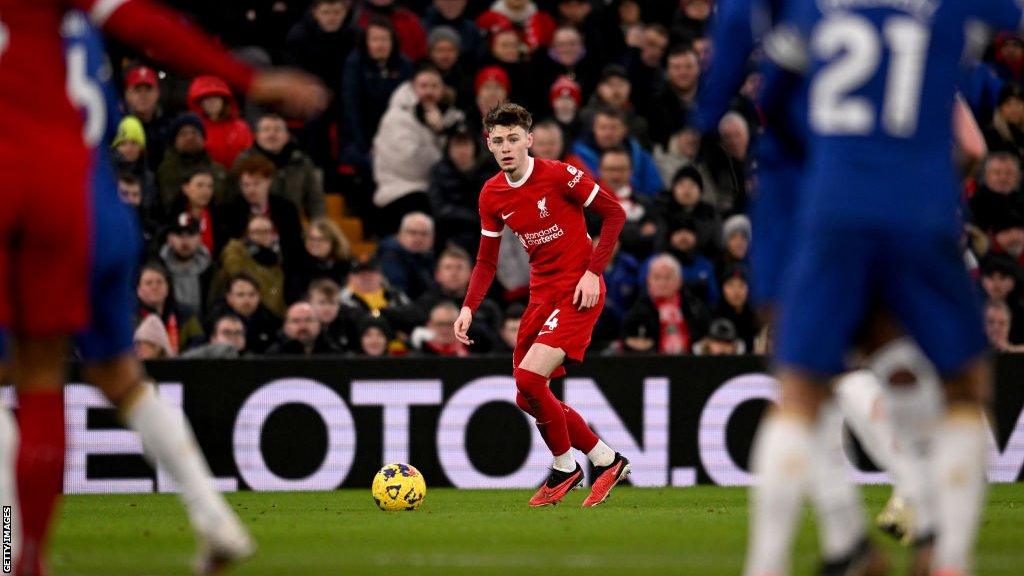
0 146 91 338
513 279 606 378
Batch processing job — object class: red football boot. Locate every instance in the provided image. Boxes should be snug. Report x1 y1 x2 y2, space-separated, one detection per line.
582 453 630 508
529 463 584 507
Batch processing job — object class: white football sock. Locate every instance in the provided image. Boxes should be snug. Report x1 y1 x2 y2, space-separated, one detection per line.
933 404 988 574
833 370 893 472
552 450 576 473
122 384 235 533
810 402 866 561
868 339 943 538
0 405 20 566
744 414 812 576
587 440 615 467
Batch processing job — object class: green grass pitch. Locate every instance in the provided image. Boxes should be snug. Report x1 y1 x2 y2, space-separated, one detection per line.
49 484 1024 575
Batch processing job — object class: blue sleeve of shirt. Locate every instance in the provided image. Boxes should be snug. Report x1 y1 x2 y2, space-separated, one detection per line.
690 0 757 134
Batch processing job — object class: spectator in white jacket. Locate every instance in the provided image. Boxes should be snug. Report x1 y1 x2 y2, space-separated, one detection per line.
372 63 465 237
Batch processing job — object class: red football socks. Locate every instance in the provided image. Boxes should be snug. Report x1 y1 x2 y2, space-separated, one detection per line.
516 391 599 453
513 368 572 455
16 389 65 576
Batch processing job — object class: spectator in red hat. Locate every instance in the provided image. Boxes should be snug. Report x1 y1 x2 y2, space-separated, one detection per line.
468 66 511 136
356 0 428 62
187 76 254 169
123 65 171 168
476 0 556 53
547 75 583 144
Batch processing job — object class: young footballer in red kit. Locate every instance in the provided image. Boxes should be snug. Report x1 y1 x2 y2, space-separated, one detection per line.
453 103 630 507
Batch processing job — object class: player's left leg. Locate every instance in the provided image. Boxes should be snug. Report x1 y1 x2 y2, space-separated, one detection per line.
517 343 584 506
752 231 886 576
82 357 255 573
10 337 68 576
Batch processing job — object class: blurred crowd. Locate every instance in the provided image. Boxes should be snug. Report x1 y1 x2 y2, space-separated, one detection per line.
101 0 1024 359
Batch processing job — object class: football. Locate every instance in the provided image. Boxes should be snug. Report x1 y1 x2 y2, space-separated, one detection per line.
371 463 427 511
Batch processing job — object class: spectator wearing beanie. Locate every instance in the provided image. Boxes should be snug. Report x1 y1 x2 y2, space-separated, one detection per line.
112 115 158 213
157 113 228 214
351 315 396 356
647 214 720 308
548 75 584 145
427 26 474 113
356 0 428 62
654 165 721 257
980 253 1024 344
718 214 751 272
134 314 175 360
581 64 650 149
421 0 482 60
468 66 511 137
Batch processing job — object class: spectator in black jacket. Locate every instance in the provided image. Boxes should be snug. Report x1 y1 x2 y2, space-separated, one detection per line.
970 151 1024 232
428 130 488 253
415 246 501 350
287 217 353 303
266 302 345 356
421 0 482 60
647 44 700 148
285 0 359 171
221 155 304 270
339 17 412 174
377 212 437 300
712 264 758 352
206 273 282 354
307 278 366 352
340 258 421 334
623 24 669 116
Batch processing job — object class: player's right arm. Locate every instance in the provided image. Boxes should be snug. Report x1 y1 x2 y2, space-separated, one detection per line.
455 192 503 346
71 0 326 117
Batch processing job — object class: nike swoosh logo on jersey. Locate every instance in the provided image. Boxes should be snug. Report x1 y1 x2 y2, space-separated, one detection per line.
537 330 554 336
501 211 516 220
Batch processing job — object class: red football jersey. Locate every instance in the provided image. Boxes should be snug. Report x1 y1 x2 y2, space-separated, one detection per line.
478 156 602 303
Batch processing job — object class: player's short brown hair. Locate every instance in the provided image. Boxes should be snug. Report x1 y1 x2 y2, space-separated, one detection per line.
234 154 276 179
484 102 533 134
